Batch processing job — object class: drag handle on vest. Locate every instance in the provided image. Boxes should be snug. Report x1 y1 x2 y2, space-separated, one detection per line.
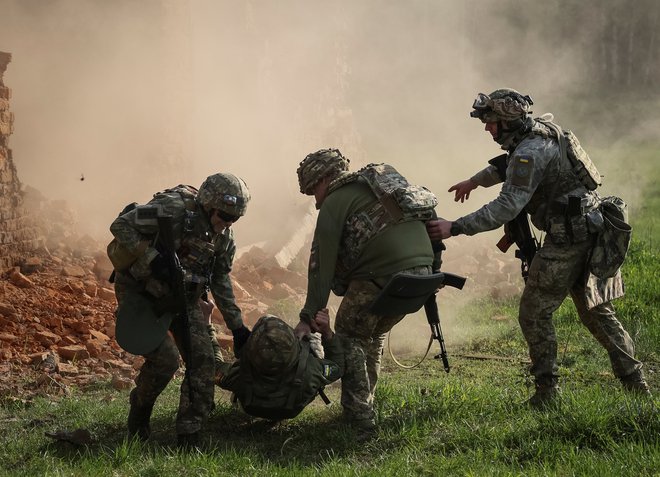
157 215 194 404
424 293 450 373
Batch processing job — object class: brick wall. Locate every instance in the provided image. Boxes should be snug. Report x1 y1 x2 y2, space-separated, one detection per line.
0 51 39 269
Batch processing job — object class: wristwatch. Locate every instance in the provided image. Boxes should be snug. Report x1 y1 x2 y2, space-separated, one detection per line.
450 221 463 236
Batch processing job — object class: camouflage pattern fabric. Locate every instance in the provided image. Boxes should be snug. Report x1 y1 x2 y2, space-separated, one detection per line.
246 315 300 375
329 164 438 278
519 232 641 383
470 88 532 123
297 148 350 195
115 283 215 435
215 330 345 420
589 196 632 279
197 173 250 217
335 265 431 428
110 181 246 437
458 118 643 388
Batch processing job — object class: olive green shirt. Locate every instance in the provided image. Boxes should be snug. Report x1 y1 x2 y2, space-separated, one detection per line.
300 181 434 322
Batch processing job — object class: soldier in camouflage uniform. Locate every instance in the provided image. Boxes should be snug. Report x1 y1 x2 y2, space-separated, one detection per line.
427 89 650 407
294 149 435 438
206 305 344 420
110 173 252 446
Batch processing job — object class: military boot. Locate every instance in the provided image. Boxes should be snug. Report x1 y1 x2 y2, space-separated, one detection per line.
127 389 154 441
527 379 560 410
620 370 651 395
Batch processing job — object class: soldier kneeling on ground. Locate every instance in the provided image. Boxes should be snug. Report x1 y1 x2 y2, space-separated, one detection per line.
203 299 345 421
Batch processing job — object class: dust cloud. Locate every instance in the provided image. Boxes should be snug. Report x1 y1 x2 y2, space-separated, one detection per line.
1 1 658 348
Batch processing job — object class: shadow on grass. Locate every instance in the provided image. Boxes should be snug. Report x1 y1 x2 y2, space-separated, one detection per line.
32 400 362 470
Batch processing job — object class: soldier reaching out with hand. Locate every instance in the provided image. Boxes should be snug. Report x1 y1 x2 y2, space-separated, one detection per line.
426 89 649 407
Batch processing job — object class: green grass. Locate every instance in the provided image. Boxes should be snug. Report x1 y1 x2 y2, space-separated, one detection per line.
1 145 658 476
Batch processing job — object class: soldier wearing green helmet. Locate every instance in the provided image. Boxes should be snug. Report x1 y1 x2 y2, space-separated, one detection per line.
109 172 251 447
294 148 436 440
427 89 649 407
205 303 345 420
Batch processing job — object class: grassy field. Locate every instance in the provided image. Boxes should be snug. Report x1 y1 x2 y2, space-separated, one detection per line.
1 150 658 476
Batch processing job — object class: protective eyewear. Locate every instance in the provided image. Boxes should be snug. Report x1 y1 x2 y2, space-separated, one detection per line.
215 209 241 223
472 92 491 110
221 194 244 207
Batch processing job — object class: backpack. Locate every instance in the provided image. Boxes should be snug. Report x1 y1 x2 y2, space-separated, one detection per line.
535 117 602 191
232 340 325 420
106 185 199 274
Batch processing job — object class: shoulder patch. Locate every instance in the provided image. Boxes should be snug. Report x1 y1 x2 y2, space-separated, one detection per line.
323 364 332 378
510 155 534 188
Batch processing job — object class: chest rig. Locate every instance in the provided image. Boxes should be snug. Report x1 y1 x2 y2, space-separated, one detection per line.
157 185 218 287
329 164 437 281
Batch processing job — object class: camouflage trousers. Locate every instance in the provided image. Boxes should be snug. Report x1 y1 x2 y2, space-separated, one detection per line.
519 237 642 385
335 265 432 427
116 284 215 436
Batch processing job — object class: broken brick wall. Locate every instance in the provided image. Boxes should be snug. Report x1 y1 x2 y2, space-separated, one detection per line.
0 51 40 269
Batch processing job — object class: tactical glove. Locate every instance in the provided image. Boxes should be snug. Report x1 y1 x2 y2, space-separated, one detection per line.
231 325 251 357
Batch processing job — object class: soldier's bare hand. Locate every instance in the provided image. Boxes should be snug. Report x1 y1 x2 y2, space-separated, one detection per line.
426 219 453 240
294 320 313 339
448 179 478 203
199 298 215 323
314 308 333 340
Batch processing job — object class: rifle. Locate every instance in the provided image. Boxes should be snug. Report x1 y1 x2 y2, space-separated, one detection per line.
496 212 539 282
371 272 466 373
156 215 194 403
488 153 540 282
423 272 465 372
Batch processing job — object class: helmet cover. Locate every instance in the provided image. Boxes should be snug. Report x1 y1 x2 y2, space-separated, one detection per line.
470 88 533 123
297 148 350 195
197 173 251 217
246 315 300 375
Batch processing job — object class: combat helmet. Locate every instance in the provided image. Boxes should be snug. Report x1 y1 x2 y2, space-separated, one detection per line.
246 315 300 375
470 88 534 145
297 148 350 195
197 173 251 218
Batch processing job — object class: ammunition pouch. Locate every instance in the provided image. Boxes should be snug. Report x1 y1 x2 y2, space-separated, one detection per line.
546 195 598 245
547 214 591 245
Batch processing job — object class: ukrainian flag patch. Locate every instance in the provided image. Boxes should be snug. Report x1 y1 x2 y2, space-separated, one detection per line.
511 155 534 187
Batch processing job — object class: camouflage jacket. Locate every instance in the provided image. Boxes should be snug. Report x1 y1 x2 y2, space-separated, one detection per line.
455 120 599 236
109 188 244 330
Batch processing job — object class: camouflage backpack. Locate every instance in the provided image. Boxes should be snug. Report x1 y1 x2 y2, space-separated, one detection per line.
232 338 327 420
535 116 602 191
329 163 437 286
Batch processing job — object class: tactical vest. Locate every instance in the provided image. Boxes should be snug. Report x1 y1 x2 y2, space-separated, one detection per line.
232 340 325 420
107 184 220 287
158 185 218 286
329 163 437 281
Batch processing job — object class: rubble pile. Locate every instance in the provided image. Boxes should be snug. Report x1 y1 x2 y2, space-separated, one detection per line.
0 231 310 400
